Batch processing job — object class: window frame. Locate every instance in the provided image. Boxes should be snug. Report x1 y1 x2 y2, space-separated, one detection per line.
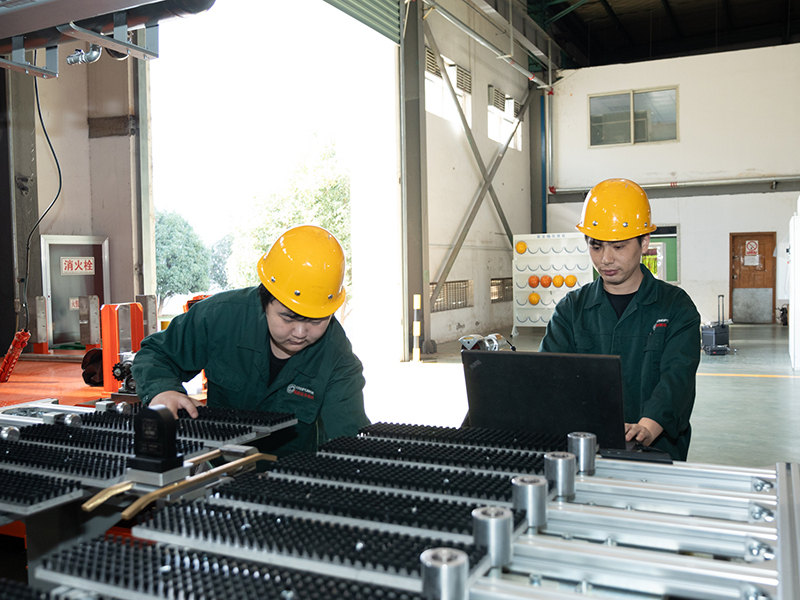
588 86 679 148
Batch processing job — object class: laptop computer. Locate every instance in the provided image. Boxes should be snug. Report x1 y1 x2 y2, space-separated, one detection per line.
461 350 627 450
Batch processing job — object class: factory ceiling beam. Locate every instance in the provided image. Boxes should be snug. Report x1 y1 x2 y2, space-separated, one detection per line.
545 0 593 27
659 0 683 38
598 0 634 45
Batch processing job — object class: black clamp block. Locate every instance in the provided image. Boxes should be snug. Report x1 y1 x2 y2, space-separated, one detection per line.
128 404 184 472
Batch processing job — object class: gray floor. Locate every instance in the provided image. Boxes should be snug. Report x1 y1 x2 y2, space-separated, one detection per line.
429 324 800 469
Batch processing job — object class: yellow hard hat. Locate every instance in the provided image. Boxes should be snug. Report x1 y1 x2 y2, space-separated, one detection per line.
256 225 346 318
576 179 656 241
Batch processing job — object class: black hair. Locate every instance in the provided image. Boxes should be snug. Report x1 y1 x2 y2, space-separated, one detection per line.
258 283 275 313
258 283 329 323
585 234 647 247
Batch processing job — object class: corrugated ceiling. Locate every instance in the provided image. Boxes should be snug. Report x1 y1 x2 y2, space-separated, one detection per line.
533 0 800 67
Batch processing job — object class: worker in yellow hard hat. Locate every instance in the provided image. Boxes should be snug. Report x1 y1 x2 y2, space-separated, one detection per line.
540 179 700 461
132 225 370 457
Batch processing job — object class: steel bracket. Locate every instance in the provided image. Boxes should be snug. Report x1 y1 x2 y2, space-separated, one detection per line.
0 37 58 78
57 14 158 61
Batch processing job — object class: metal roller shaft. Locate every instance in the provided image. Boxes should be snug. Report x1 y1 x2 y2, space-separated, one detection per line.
420 547 469 600
512 475 548 531
545 451 577 501
472 506 514 567
568 431 597 475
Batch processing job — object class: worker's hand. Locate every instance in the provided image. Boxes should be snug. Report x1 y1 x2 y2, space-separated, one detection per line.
625 418 663 446
150 391 201 419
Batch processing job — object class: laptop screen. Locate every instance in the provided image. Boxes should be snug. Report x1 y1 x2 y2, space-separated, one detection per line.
461 350 627 450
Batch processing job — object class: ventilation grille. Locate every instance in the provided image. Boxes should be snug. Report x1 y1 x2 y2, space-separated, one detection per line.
425 46 441 77
514 100 523 121
490 278 513 303
456 65 472 94
490 86 506 111
430 280 474 313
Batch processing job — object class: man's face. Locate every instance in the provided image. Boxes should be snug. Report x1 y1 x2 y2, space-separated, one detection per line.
588 234 649 294
266 300 332 359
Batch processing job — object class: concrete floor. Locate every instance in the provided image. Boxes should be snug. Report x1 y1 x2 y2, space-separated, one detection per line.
363 323 800 470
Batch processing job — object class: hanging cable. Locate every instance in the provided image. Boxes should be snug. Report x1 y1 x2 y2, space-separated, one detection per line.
19 49 64 331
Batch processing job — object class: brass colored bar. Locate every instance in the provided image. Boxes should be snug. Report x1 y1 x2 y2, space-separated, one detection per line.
82 480 135 513
187 448 223 465
120 453 276 521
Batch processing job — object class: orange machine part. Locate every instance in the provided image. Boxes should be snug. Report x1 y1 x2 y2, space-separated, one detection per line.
0 330 31 383
101 303 144 393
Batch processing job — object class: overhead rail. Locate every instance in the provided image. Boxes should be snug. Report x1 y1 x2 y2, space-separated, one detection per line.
470 0 563 72
423 0 550 87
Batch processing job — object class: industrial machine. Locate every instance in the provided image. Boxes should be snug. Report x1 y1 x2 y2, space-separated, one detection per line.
0 405 797 600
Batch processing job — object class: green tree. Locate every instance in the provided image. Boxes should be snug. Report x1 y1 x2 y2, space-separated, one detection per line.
209 233 234 290
155 211 210 314
227 138 351 293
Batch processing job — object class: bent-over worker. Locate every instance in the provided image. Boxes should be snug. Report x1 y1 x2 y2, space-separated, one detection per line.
131 225 370 457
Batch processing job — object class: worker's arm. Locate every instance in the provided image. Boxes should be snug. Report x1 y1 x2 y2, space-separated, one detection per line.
317 350 369 445
639 295 701 442
131 305 210 416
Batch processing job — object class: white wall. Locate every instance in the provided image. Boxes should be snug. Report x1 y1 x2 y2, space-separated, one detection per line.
33 44 142 304
549 192 799 323
424 2 533 342
547 43 800 323
551 44 800 187
35 46 93 236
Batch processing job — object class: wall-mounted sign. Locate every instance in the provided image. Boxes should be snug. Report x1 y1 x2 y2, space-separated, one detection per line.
69 297 80 311
61 257 95 275
745 240 759 256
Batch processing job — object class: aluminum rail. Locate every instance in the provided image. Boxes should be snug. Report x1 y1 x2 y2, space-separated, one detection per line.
574 476 777 523
512 534 778 600
595 458 776 493
542 502 777 561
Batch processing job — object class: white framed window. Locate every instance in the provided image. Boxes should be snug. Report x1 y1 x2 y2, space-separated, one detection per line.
589 87 678 146
424 47 472 126
487 85 522 151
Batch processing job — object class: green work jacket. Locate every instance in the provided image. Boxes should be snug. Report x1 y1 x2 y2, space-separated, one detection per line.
131 287 369 457
539 265 701 460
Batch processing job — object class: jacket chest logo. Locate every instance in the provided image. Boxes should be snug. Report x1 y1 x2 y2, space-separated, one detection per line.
286 384 315 399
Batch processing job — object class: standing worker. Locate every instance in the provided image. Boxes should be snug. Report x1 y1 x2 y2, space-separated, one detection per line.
540 179 700 460
131 225 370 457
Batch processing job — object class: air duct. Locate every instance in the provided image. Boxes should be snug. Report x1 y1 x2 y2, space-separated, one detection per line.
0 0 215 55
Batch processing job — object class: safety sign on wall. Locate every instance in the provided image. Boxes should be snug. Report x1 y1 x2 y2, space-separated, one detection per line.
61 256 96 275
512 232 591 335
744 240 759 267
